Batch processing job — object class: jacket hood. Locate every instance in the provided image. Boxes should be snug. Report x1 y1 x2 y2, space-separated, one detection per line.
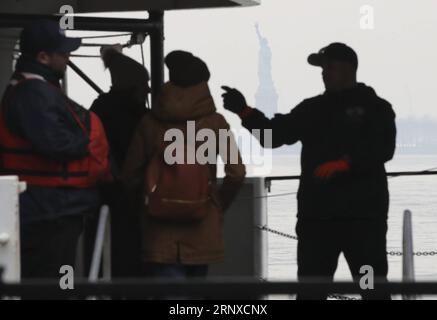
152 81 216 122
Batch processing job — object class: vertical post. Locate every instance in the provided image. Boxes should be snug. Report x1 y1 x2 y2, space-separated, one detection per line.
254 178 268 280
207 177 268 293
89 205 110 282
149 11 164 106
0 176 25 283
402 209 416 300
102 213 111 281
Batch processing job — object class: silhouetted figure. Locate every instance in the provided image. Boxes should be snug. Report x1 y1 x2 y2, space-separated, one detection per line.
222 43 396 300
122 50 246 281
89 46 150 278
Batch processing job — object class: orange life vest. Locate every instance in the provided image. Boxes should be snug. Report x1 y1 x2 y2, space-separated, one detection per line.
0 74 112 188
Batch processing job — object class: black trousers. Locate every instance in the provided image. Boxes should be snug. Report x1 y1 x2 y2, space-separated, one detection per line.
20 215 84 280
296 219 390 300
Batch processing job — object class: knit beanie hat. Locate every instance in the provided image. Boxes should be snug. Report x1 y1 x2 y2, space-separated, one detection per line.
165 50 210 87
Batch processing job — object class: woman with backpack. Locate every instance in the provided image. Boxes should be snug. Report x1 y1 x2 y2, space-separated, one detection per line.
122 50 246 279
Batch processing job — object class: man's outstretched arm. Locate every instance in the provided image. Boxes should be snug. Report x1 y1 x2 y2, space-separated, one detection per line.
221 86 304 148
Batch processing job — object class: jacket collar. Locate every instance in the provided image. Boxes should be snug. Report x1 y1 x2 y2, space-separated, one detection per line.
14 55 61 87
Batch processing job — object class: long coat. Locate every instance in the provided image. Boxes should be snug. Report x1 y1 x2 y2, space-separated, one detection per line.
122 82 246 264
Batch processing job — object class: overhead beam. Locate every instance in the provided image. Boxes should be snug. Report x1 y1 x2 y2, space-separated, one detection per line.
0 13 160 32
149 11 164 103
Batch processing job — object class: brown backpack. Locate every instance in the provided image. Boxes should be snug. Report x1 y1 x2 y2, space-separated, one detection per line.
145 119 211 222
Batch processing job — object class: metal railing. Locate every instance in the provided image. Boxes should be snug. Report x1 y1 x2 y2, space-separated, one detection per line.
1 278 437 299
265 169 437 184
2 171 436 300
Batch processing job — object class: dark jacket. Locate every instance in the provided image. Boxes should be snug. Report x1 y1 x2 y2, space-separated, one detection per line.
0 56 100 223
242 83 396 220
122 82 246 264
90 89 147 172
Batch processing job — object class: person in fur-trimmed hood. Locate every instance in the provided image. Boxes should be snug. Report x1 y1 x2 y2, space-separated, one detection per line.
89 46 150 278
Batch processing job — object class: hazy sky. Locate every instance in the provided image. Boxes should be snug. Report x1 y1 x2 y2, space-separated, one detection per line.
67 0 437 129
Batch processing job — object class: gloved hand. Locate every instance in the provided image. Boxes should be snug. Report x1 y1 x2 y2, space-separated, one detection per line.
314 159 350 180
221 86 247 114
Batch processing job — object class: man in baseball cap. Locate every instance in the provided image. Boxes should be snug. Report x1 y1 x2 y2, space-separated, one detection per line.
222 42 395 299
307 42 359 93
0 20 103 287
19 19 81 79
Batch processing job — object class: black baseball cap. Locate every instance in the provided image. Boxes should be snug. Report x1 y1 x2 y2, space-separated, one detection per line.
308 43 358 70
20 20 81 55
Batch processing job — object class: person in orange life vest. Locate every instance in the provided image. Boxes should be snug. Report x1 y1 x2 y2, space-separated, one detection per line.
0 20 110 282
222 43 396 299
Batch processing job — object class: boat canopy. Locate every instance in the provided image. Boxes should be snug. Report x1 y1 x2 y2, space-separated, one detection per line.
0 0 260 104
0 0 260 14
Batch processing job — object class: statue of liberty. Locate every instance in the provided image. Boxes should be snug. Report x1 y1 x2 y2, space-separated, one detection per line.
255 23 278 118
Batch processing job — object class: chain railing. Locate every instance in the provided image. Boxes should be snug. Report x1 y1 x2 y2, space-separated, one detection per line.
256 225 298 240
328 294 360 300
257 225 437 257
387 250 437 256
